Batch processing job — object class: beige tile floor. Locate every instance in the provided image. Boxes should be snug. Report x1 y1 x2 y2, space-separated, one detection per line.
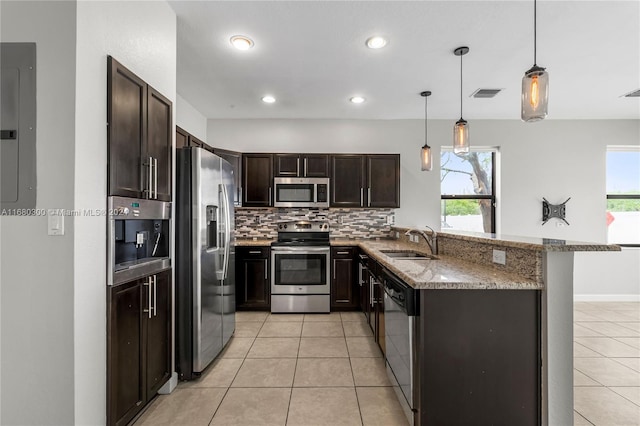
573 302 640 426
135 311 408 426
134 302 640 426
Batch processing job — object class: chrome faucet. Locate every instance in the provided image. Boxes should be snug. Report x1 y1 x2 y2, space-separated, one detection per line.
405 226 438 255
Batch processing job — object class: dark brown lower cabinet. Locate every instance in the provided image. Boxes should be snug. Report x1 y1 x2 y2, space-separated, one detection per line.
416 290 540 425
107 269 171 426
331 247 359 310
362 255 384 351
236 247 270 310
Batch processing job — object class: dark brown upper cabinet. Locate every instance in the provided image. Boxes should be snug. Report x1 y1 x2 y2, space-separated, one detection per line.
176 126 189 149
330 155 366 207
274 154 329 178
147 88 172 201
108 56 172 201
366 154 400 207
242 153 273 207
330 154 400 208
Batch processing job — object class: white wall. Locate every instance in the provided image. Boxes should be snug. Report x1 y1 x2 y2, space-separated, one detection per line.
74 1 176 424
0 2 77 424
177 94 207 142
208 118 640 298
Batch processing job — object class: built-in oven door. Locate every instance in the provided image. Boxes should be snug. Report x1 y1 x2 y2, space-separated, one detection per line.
271 246 330 294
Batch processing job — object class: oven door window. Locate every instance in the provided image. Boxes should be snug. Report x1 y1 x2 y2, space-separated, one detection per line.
276 184 314 203
274 253 326 286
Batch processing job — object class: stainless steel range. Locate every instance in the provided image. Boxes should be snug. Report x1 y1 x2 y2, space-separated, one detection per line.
270 220 330 313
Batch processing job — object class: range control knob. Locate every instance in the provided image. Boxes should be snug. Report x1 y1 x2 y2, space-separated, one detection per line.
278 224 283 230
284 224 288 229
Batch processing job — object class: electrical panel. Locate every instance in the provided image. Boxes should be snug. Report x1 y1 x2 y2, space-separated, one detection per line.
1 43 36 211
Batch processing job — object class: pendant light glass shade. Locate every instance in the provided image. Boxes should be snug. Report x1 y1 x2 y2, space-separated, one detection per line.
453 47 470 153
453 118 469 154
421 144 432 171
420 91 432 171
521 67 549 121
521 0 549 122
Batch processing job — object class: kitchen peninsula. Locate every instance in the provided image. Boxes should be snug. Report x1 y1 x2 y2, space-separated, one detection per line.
236 227 619 425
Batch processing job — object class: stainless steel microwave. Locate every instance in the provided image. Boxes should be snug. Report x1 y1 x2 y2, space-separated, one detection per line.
273 177 330 208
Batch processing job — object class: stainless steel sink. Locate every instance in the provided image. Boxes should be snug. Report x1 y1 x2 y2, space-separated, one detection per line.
380 250 438 260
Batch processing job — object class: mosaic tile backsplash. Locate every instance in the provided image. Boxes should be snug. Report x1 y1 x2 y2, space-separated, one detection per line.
235 208 395 239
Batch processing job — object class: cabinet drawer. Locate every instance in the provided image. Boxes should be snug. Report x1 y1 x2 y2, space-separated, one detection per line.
237 246 270 258
331 246 356 259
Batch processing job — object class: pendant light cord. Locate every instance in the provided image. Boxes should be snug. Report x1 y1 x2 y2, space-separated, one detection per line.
534 0 537 65
424 95 428 145
460 52 463 119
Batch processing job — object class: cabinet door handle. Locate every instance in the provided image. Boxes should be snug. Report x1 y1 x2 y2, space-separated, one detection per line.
147 156 153 199
249 250 261 254
368 187 371 207
144 276 152 318
304 158 308 176
154 157 158 199
153 275 157 317
264 258 268 280
333 259 337 280
336 251 349 255
370 278 375 306
268 187 272 204
360 188 364 207
297 157 301 176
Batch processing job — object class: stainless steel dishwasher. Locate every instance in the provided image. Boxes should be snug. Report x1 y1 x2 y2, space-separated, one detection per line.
383 269 419 426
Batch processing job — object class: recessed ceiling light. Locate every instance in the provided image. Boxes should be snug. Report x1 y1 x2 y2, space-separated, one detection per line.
230 35 254 50
366 36 387 49
350 96 365 104
262 95 276 104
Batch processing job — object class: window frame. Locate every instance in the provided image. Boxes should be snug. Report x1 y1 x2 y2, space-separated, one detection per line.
606 147 640 247
440 149 497 234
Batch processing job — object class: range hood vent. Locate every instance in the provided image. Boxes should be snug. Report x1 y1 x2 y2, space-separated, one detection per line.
471 88 502 98
622 89 640 98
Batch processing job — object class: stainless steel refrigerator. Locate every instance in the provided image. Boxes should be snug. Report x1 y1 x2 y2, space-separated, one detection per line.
176 147 235 380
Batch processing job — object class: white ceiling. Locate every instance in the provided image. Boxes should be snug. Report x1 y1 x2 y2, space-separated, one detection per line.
169 0 640 120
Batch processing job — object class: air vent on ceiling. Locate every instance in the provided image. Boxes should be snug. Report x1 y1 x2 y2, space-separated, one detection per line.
622 89 640 98
471 88 502 98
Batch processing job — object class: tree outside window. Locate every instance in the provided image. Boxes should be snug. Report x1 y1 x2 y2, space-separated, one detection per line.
441 150 496 233
606 149 640 246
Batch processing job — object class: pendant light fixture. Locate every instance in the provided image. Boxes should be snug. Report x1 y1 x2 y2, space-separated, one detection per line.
420 91 433 171
453 46 470 154
521 0 549 122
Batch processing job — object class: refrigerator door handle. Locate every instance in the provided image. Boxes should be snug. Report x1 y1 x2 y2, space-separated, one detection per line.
220 182 232 279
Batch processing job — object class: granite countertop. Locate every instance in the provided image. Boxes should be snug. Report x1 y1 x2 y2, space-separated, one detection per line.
434 230 619 252
356 240 542 290
234 238 541 290
235 239 275 246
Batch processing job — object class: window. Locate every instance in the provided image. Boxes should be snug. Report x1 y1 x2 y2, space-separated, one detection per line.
441 149 496 233
606 148 640 246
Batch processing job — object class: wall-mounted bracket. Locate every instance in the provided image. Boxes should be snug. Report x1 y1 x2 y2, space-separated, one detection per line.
542 197 571 225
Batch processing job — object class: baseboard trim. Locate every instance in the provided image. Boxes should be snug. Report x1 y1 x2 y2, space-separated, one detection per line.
158 372 178 394
574 294 640 302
